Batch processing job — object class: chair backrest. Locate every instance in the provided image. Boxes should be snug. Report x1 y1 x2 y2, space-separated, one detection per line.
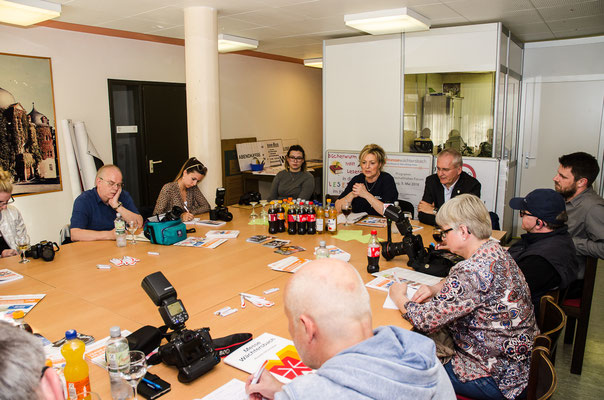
533 334 552 351
59 224 72 245
396 199 414 220
538 295 567 348
527 346 557 400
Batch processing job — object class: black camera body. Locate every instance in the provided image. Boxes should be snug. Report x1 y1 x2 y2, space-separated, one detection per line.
161 206 184 222
209 188 233 222
26 241 59 262
141 272 220 383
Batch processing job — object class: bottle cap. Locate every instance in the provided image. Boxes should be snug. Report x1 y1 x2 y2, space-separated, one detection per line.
319 240 326 247
65 329 77 340
12 310 25 319
371 230 377 235
110 326 121 338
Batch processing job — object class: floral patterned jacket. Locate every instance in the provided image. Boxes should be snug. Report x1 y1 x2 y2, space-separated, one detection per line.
405 240 539 399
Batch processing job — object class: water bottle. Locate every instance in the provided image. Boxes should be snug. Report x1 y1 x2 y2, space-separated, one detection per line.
105 326 131 400
114 213 126 247
367 230 380 273
316 240 330 259
62 329 91 400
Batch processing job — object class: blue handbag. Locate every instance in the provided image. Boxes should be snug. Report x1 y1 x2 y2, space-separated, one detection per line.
144 220 187 245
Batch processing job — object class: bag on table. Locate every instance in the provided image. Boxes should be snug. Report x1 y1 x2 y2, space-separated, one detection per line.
144 220 187 245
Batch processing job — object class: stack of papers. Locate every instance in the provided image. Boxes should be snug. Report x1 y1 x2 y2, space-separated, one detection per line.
174 237 227 248
0 269 23 285
0 294 46 321
205 230 240 239
268 256 311 273
355 216 387 227
185 219 226 227
365 267 442 310
337 212 367 224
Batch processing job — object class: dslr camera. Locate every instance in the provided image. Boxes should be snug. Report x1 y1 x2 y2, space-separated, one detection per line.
209 187 233 222
142 272 220 383
26 240 60 262
160 205 184 222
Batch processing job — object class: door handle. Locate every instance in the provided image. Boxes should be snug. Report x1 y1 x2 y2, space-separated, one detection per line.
524 153 536 169
149 159 163 173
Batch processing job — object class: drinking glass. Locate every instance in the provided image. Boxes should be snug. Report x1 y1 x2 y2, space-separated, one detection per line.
128 221 138 245
341 202 352 226
17 234 30 263
249 201 258 221
432 228 443 243
121 350 147 400
259 200 268 222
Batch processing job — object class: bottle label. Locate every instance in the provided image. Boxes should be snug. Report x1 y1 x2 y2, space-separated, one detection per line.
299 214 308 223
327 218 337 231
67 377 91 400
368 245 380 258
277 212 284 220
316 219 324 231
269 213 277 222
288 214 295 222
308 214 316 222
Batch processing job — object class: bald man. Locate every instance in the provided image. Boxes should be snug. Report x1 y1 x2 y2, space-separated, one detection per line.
70 165 143 241
246 259 455 400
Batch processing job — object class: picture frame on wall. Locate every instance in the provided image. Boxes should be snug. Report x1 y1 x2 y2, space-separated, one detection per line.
0 52 62 196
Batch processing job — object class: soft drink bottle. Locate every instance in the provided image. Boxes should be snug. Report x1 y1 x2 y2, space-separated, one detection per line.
277 201 285 232
287 202 297 235
105 326 131 400
268 202 277 234
61 329 91 400
307 202 316 235
297 201 307 235
315 202 324 234
367 230 380 273
114 213 126 247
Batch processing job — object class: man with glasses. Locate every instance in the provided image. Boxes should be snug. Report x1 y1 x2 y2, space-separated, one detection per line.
508 189 578 305
70 165 142 241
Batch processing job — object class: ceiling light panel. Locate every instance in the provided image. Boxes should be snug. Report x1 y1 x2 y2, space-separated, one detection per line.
345 7 431 35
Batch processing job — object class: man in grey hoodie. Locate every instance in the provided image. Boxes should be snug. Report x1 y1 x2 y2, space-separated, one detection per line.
245 258 455 400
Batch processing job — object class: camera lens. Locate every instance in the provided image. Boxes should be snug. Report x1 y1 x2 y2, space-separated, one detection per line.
381 241 406 261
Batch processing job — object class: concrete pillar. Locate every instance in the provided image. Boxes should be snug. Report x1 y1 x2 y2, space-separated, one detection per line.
184 5 221 206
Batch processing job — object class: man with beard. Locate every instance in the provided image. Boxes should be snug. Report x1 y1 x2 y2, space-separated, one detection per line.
554 152 604 289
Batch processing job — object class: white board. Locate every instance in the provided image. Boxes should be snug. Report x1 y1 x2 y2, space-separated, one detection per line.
325 150 433 216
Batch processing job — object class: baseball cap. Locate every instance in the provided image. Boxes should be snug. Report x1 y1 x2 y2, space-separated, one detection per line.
509 188 566 224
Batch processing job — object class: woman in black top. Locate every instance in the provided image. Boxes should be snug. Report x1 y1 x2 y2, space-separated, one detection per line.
335 144 398 216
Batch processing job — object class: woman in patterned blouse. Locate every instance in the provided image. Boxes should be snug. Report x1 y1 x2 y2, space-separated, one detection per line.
153 157 211 222
389 194 538 400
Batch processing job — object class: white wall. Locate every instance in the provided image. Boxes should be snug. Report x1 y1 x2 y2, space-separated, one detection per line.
0 24 322 244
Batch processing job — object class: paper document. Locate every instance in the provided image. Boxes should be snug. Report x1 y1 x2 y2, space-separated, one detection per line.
0 269 23 284
0 294 46 320
337 212 367 224
268 256 311 273
197 379 246 400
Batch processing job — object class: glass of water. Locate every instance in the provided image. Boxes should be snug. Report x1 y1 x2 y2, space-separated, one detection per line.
128 221 138 245
17 233 30 263
120 350 147 399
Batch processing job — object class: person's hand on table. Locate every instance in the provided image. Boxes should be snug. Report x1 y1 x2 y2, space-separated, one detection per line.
389 282 410 312
411 284 438 303
1 249 18 257
246 369 283 400
435 243 450 251
181 212 194 222
352 182 371 199
418 201 435 215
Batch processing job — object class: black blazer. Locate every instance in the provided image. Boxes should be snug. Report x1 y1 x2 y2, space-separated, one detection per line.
418 171 481 225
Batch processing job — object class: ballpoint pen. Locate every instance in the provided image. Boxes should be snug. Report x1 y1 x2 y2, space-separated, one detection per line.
142 377 162 390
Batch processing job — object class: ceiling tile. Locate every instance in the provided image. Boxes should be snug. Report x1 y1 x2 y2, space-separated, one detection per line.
219 16 265 32
547 15 604 30
132 6 184 27
413 3 467 21
517 31 556 41
553 24 604 38
146 25 185 38
531 0 595 8
56 5 124 26
538 1 604 20
501 8 544 25
98 17 170 33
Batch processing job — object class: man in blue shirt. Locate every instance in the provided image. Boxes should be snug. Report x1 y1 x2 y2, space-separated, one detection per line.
70 165 142 241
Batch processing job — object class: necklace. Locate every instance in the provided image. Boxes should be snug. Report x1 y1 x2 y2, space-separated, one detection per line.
289 170 299 182
365 179 377 192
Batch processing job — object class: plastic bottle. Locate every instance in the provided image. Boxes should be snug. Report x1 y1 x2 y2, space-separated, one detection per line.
277 201 285 233
268 203 277 234
12 310 33 333
297 201 307 235
327 201 338 235
367 230 381 274
307 202 316 235
315 202 324 234
287 202 297 235
62 329 91 400
114 213 126 247
105 326 131 400
316 240 330 259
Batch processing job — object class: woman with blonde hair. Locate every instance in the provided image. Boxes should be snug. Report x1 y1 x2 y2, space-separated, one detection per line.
153 157 211 222
389 194 538 399
335 144 398 216
0 168 27 258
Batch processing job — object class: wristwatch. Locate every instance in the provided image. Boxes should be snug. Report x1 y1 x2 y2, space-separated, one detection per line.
112 201 122 211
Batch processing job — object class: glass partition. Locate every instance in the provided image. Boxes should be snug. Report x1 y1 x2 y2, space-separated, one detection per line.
403 72 495 156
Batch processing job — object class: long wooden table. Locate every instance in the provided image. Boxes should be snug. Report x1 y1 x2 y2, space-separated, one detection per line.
0 208 504 399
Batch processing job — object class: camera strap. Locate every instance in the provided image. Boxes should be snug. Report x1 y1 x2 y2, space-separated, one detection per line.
213 333 253 358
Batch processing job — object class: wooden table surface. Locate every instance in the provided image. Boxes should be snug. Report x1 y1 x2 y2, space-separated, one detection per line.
0 208 505 399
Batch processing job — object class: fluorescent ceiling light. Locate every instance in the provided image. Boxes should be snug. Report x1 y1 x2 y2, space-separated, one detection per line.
218 34 258 53
345 7 430 35
0 0 61 26
303 58 322 69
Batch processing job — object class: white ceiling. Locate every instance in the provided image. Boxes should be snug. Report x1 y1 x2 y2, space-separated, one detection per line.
51 0 604 59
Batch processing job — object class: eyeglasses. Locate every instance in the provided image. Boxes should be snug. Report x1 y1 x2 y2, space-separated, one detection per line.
0 196 14 206
99 177 124 189
519 210 534 217
441 227 454 239
288 156 304 161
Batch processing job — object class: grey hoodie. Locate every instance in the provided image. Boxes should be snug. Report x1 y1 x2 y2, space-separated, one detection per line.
276 326 455 400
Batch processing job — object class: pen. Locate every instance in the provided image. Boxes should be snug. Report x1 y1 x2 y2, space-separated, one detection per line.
183 201 190 213
251 360 269 385
142 377 162 390
393 273 401 284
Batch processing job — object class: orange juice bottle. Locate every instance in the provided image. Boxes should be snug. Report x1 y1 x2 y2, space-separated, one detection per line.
61 329 91 400
327 199 338 234
316 202 325 233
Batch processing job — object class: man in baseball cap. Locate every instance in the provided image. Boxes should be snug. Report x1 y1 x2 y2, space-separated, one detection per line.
508 189 578 306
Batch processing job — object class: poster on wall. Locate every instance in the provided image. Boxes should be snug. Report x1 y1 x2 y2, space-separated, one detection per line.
0 52 62 195
236 140 284 171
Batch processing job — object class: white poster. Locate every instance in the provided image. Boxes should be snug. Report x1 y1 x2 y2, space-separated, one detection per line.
461 157 499 212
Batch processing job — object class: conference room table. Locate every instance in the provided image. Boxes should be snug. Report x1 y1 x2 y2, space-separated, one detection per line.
1 207 505 399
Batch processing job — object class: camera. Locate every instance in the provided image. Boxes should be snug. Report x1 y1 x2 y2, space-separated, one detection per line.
142 272 220 383
161 206 184 222
26 241 60 262
209 187 233 222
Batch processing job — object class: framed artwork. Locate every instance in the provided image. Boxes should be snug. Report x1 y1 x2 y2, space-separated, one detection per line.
0 52 62 196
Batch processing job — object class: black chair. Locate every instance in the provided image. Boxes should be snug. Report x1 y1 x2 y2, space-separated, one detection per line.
396 199 414 219
537 294 566 364
526 346 558 400
562 256 598 374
